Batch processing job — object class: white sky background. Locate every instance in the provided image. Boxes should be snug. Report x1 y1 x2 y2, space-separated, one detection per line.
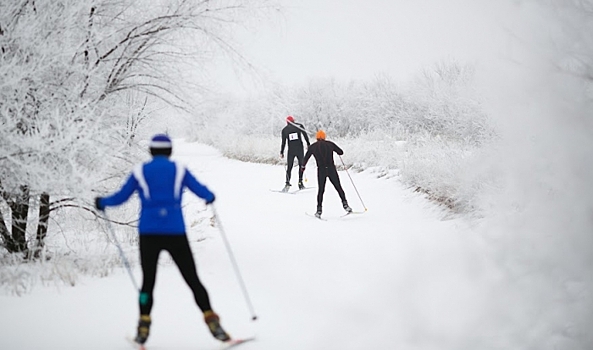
213 0 534 96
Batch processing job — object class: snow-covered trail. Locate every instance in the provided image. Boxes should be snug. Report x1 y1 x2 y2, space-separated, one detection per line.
0 140 493 350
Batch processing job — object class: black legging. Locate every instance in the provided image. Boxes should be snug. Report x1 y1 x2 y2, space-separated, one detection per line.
317 166 347 208
286 149 305 184
138 235 211 315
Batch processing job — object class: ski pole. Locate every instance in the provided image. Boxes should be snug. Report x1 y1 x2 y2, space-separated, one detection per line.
101 210 139 291
210 204 258 321
287 120 313 135
339 155 368 211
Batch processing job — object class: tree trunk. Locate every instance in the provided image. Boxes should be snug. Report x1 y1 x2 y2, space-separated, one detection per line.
8 185 30 256
0 208 17 252
0 179 16 252
33 192 50 258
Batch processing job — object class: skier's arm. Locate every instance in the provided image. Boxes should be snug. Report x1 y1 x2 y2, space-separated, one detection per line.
184 170 215 204
333 142 344 156
302 128 310 147
100 174 139 208
280 129 287 156
303 146 313 166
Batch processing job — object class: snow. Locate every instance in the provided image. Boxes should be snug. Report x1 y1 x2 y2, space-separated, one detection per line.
1 140 498 349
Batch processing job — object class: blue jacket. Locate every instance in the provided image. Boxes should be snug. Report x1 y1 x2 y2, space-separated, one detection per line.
99 156 214 235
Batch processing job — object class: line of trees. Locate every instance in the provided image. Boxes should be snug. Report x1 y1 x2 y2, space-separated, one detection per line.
192 60 491 146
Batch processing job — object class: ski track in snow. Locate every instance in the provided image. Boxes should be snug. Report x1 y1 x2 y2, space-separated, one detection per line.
0 140 494 350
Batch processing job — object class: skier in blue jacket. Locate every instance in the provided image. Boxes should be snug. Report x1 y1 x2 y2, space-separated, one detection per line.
95 134 230 346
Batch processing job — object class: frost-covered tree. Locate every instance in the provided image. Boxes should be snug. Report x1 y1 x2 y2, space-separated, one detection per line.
0 0 278 258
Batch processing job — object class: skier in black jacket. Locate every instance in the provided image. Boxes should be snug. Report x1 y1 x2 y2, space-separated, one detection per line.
280 115 310 192
303 130 352 218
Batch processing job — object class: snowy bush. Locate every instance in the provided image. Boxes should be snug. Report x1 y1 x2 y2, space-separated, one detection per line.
189 61 493 212
463 1 593 348
0 0 143 261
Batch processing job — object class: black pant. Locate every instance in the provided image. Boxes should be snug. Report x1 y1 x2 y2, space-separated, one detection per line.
286 149 305 184
317 166 347 208
138 235 211 315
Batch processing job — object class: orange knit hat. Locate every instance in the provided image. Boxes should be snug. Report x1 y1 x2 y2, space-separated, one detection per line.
316 130 326 140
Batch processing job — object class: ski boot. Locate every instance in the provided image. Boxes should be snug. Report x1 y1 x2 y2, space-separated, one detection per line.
134 314 151 344
315 206 322 218
281 183 291 193
342 201 353 213
298 181 305 190
204 310 231 341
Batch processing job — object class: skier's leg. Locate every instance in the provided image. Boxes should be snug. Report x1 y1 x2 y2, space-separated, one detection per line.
285 152 295 185
139 235 162 315
317 167 328 211
135 235 162 344
328 167 348 200
167 236 230 341
296 151 305 184
166 236 211 312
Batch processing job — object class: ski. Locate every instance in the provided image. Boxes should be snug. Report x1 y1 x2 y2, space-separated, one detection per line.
306 210 366 220
270 187 315 195
222 337 256 349
125 336 254 350
125 336 146 350
340 210 367 217
270 189 297 195
305 212 327 221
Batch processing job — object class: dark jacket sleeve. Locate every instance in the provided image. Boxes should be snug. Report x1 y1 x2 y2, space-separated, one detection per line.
301 127 310 147
332 142 344 156
280 127 287 154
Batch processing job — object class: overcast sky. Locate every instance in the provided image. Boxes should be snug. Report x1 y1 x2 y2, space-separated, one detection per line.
213 0 539 96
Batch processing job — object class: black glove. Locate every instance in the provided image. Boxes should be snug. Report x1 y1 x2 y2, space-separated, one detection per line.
94 197 105 211
206 194 215 205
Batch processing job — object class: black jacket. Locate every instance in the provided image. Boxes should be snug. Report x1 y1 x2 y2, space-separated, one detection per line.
304 139 343 168
281 122 310 155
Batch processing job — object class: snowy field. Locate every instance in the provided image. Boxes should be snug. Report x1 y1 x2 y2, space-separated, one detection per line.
0 139 501 350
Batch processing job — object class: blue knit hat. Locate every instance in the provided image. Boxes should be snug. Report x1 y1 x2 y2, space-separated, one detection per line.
149 134 172 149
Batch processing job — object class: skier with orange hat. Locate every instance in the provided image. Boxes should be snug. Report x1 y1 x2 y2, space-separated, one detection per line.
280 115 310 192
302 130 352 218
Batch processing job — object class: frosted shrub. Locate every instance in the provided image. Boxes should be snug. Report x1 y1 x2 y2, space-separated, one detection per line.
463 2 593 347
402 62 491 145
192 62 494 213
0 200 137 294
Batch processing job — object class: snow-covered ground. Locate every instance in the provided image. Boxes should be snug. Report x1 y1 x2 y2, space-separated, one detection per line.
1 140 497 350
